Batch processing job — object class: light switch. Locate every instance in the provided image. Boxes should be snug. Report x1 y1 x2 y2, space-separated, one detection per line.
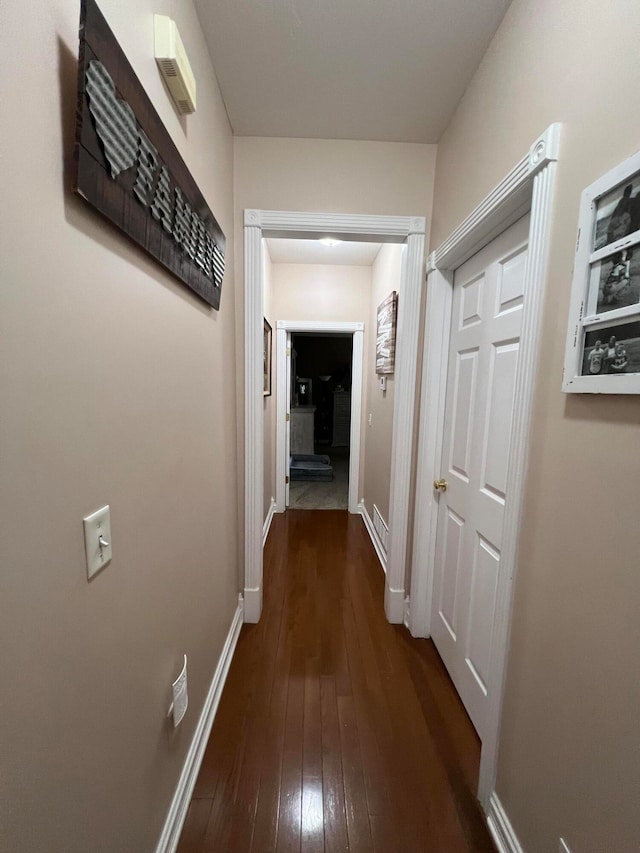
83 505 112 579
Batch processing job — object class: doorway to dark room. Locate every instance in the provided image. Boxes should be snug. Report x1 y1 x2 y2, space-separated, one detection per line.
288 332 353 510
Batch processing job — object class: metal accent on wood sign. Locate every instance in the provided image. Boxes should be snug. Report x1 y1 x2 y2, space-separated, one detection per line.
73 0 225 309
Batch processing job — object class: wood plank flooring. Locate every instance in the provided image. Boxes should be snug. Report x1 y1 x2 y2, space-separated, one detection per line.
177 510 495 853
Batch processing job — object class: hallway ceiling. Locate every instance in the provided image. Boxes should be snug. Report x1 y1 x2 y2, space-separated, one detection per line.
266 238 382 265
193 0 512 143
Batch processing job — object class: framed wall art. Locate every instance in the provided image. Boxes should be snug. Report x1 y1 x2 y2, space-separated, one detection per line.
376 291 398 375
563 149 640 393
73 0 226 309
263 319 272 397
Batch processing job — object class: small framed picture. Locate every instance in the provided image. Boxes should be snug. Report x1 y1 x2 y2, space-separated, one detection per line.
376 291 398 375
263 319 272 397
563 149 640 393
581 321 640 376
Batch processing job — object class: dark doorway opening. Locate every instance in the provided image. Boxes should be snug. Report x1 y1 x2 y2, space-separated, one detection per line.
289 333 353 510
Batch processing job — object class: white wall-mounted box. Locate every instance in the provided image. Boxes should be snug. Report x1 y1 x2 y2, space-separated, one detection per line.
154 15 196 115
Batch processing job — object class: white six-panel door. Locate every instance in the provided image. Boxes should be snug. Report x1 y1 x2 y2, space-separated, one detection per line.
430 214 530 740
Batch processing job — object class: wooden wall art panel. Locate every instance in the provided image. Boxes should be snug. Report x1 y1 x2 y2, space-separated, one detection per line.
73 0 225 309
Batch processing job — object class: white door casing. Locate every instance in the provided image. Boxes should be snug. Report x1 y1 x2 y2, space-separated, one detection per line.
275 321 364 514
244 211 426 628
285 332 291 507
409 124 561 810
431 215 529 741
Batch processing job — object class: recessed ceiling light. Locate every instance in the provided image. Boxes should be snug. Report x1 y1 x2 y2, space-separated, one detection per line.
319 237 342 247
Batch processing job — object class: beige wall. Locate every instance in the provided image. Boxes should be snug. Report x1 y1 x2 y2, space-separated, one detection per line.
270 262 373 501
430 0 640 850
263 242 276 522
234 137 438 220
362 245 404 525
271 262 373 325
0 1 239 851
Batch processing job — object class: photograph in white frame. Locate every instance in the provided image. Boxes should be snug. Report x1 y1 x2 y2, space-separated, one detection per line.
593 173 640 250
563 148 640 393
587 248 640 316
582 321 640 376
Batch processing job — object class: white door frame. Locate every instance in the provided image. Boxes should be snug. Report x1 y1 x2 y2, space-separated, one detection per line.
408 124 561 811
244 210 425 625
275 321 364 514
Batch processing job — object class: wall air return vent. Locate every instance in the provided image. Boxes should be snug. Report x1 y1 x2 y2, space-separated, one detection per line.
154 15 196 115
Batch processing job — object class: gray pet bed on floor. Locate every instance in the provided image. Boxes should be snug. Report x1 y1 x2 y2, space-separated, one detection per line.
289 454 334 481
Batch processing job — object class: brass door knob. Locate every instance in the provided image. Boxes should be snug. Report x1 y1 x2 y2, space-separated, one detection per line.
433 478 448 492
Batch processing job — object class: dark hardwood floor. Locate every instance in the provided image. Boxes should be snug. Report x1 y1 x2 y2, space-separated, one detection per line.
177 510 496 852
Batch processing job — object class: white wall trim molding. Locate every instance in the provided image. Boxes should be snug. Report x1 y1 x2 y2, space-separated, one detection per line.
244 210 426 624
427 123 560 274
358 501 387 573
277 320 365 333
155 596 244 853
244 218 264 623
275 327 288 513
349 328 365 514
409 124 561 809
486 792 524 853
245 209 424 240
262 498 276 546
408 266 452 639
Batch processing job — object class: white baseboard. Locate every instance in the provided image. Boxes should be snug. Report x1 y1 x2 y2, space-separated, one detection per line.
358 500 387 573
263 497 276 546
155 595 244 853
487 792 524 853
243 586 262 624
384 584 405 623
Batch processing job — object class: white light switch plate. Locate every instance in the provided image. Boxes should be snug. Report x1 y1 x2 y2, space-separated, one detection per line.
83 505 112 579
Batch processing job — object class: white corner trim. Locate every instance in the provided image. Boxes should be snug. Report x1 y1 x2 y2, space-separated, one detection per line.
408 267 452 639
155 596 244 853
244 219 264 624
262 498 276 546
385 231 425 622
358 501 386 573
486 792 524 853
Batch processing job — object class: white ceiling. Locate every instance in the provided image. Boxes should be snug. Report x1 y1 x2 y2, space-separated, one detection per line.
193 0 512 143
266 238 382 266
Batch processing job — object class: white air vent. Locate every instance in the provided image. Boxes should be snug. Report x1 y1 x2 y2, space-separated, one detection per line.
373 504 389 554
154 15 196 115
